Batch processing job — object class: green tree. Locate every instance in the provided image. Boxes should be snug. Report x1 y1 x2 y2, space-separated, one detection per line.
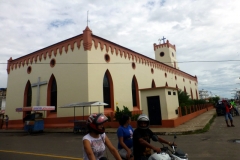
178 90 193 107
208 96 220 104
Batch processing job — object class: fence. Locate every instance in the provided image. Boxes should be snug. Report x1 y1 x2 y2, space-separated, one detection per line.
178 103 213 117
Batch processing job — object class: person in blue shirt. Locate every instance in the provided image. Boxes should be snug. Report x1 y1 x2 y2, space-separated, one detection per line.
117 115 134 160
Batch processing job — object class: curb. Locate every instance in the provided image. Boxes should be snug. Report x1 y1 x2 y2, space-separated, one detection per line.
0 112 216 135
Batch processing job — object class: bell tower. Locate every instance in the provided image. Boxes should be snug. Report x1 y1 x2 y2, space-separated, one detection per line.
153 39 179 69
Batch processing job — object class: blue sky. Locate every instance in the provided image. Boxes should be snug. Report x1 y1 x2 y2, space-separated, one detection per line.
0 0 240 98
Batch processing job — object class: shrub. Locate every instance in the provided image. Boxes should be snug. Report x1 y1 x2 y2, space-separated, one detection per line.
114 106 132 122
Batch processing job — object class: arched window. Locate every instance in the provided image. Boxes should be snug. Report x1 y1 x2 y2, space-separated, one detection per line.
184 86 186 93
165 82 168 87
47 74 57 114
196 89 199 100
103 70 114 110
132 75 139 108
27 83 32 107
24 81 32 115
132 79 137 106
190 88 193 99
151 80 156 88
50 77 57 112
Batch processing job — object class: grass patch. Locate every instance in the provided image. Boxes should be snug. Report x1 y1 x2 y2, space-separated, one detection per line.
183 113 217 135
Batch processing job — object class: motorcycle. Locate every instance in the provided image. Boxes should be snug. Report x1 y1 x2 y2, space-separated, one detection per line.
230 106 240 117
148 135 188 160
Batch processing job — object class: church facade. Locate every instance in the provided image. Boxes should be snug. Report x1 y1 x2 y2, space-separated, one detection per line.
5 26 198 126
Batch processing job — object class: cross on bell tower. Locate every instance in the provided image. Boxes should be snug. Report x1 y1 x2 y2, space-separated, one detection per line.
161 36 166 43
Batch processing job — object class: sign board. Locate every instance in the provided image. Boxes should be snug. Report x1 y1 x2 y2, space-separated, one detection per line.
15 106 55 112
32 106 55 111
16 108 32 112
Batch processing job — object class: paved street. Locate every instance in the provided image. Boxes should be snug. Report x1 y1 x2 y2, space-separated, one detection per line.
1 114 240 160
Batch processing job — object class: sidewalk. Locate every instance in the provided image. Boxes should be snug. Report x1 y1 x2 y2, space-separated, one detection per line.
0 109 216 135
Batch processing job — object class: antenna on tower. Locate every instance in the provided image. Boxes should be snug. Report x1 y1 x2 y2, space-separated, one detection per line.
87 10 90 26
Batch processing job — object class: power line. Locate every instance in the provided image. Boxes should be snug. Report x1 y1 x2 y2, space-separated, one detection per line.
0 62 130 64
1 59 240 64
176 60 240 63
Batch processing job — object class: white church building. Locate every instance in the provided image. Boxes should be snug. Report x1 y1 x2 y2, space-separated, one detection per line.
5 26 199 128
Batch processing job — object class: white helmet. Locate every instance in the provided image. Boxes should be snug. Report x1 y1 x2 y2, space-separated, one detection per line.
148 153 171 160
137 114 150 129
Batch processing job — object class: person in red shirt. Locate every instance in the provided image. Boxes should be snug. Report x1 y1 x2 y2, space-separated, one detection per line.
222 100 234 127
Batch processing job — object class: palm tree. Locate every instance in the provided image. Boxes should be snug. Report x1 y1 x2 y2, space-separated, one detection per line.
178 90 192 107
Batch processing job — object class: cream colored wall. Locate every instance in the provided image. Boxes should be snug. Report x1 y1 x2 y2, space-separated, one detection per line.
140 88 179 120
51 42 89 118
165 89 179 119
5 70 26 120
87 44 135 113
154 47 199 99
140 89 168 119
87 41 198 113
6 41 89 120
154 46 178 69
6 38 199 120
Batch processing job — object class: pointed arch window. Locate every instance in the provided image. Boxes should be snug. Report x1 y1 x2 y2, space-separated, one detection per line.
24 81 32 115
151 80 156 88
165 82 168 87
27 83 32 107
50 77 57 112
103 70 114 110
196 89 199 100
47 75 57 114
190 88 193 99
132 76 139 108
132 79 137 106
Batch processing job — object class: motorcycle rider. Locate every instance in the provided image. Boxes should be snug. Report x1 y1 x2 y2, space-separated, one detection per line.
82 113 121 160
230 99 239 116
133 114 175 160
117 114 134 160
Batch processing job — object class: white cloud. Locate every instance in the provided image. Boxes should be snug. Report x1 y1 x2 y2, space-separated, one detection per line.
0 0 240 98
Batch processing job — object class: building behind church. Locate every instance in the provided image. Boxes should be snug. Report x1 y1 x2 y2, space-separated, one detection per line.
5 26 199 127
0 88 6 113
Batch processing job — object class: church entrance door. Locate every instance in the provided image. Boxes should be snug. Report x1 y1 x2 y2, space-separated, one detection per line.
147 96 162 125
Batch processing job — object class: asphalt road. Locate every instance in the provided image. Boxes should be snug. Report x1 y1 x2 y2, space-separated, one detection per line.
1 115 240 160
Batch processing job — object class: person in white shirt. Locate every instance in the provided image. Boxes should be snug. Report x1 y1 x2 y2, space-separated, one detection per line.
83 113 121 160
